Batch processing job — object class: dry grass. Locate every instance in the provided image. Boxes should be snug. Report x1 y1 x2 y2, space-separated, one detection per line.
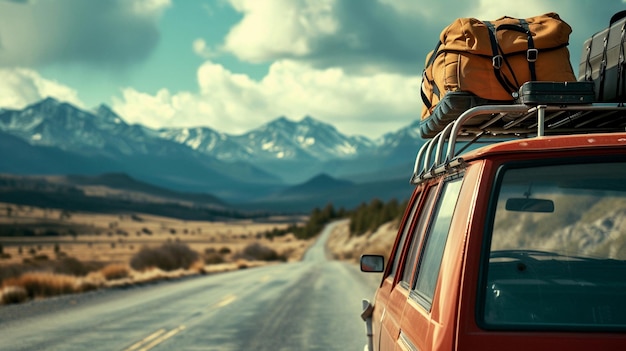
0 204 306 266
0 203 314 305
326 220 398 263
4 272 77 299
0 286 28 304
100 264 131 281
130 243 199 272
0 203 404 305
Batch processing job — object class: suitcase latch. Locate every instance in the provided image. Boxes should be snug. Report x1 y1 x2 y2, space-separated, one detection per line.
527 49 538 62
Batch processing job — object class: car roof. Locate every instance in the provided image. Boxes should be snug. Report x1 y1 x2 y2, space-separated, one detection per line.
461 132 626 162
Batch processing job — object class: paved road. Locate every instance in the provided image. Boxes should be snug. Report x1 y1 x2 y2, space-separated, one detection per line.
0 221 382 351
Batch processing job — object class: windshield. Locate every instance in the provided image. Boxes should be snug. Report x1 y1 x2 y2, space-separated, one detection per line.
481 160 626 330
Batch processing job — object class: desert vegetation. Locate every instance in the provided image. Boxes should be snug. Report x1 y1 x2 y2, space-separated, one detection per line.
268 199 406 240
0 203 312 305
0 197 406 305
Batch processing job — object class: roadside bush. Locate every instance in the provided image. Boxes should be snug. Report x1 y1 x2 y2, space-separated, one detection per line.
100 264 131 281
204 252 225 265
54 257 99 277
5 272 77 299
0 286 28 305
0 264 29 285
130 243 199 271
235 243 285 262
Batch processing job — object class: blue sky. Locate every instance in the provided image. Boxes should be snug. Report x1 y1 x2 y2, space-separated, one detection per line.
0 0 624 139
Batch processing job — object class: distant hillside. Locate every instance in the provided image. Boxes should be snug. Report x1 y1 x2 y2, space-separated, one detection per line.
0 173 255 220
278 173 354 197
241 173 413 212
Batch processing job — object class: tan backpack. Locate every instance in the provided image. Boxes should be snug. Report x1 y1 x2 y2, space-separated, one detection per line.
421 13 576 119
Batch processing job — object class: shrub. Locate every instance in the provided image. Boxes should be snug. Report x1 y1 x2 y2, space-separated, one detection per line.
236 243 285 262
131 214 143 222
130 243 199 271
1 286 28 305
204 252 225 265
6 272 77 299
75 278 102 293
100 264 131 281
54 257 96 277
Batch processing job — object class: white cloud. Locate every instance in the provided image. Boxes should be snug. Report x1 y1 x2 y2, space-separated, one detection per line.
0 0 170 68
224 0 338 62
0 68 85 109
222 0 426 74
192 38 217 59
112 60 420 138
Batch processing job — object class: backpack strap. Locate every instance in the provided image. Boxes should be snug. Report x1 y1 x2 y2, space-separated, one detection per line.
496 21 537 81
484 21 518 97
518 19 537 81
420 41 442 110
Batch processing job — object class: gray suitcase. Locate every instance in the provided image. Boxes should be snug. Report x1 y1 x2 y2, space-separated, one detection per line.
578 11 626 102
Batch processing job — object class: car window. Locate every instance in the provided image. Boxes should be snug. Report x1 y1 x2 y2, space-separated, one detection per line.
388 191 422 279
482 161 626 330
412 178 463 309
400 186 437 288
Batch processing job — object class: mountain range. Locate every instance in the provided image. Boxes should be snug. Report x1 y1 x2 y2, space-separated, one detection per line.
0 98 425 212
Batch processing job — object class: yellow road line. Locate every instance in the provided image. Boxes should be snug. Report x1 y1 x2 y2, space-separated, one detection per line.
138 325 186 351
124 329 166 351
213 294 237 308
123 326 186 351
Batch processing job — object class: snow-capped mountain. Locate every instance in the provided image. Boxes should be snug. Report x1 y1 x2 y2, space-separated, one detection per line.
0 98 176 157
158 116 378 162
0 98 282 200
233 116 376 161
0 98 425 204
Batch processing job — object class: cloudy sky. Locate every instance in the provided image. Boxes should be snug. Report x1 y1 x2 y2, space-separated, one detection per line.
0 0 624 139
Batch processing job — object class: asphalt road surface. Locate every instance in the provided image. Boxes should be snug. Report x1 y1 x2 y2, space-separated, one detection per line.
0 221 382 351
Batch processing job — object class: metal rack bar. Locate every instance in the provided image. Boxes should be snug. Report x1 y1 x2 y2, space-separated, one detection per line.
410 103 626 185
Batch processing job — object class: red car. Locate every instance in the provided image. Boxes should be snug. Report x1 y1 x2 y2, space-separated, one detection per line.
360 102 626 351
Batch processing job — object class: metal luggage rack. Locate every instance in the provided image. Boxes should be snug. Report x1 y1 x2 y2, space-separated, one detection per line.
411 103 626 184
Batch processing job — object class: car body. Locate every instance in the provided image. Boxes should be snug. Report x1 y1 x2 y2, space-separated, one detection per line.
360 103 626 351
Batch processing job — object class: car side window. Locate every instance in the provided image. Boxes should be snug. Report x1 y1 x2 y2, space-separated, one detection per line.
400 186 437 288
388 191 422 279
412 178 463 309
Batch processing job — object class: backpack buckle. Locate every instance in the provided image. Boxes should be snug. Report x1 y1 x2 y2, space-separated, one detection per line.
492 55 503 69
527 49 538 62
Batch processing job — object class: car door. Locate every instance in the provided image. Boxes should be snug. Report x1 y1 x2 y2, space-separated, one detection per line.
376 182 439 351
396 177 464 351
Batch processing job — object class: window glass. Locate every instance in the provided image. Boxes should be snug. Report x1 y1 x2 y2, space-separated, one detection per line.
401 187 437 286
482 161 626 330
388 193 421 278
413 178 463 308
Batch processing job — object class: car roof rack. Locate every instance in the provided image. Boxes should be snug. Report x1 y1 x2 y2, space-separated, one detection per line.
411 103 626 184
